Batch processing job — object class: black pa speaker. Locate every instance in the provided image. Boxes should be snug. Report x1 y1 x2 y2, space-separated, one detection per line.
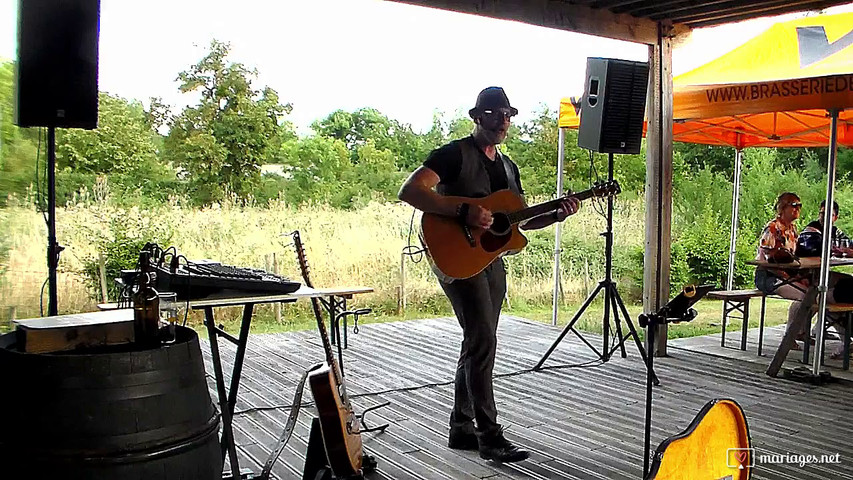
577 57 649 154
15 0 100 129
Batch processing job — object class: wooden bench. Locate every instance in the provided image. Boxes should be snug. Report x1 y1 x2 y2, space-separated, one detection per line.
706 289 769 355
805 303 853 370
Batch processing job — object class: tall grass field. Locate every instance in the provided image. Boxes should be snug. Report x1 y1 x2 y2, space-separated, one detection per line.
0 193 789 337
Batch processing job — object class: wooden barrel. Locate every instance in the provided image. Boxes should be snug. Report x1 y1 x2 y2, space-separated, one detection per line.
0 326 222 479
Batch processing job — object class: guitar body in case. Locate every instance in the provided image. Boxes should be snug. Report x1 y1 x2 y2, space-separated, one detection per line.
646 398 752 480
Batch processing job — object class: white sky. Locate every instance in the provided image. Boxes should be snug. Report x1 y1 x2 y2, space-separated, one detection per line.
2 0 853 134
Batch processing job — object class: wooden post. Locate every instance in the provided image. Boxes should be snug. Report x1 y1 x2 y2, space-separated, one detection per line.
643 28 674 356
584 258 590 298
396 286 403 316
7 306 15 328
273 253 281 324
98 253 109 303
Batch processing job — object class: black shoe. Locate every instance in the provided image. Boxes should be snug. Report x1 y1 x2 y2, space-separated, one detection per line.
448 431 479 450
478 430 530 463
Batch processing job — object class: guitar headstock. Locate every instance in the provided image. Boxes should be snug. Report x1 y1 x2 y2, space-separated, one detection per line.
591 180 621 197
290 230 313 287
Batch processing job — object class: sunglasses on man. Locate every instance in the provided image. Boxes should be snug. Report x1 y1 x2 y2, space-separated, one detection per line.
483 109 515 120
789 202 802 208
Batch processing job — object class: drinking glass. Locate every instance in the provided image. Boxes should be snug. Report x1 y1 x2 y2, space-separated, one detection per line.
159 292 179 342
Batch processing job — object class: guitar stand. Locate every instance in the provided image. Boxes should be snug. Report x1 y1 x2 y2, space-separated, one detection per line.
331 306 392 435
333 309 372 376
303 418 379 480
359 401 391 434
302 398 390 480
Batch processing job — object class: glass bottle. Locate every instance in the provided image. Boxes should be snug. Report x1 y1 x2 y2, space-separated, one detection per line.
133 252 161 345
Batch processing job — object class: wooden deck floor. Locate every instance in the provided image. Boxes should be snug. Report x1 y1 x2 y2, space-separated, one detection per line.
202 315 853 480
669 322 853 383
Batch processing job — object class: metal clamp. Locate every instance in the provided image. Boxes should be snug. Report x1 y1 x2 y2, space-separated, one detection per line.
333 308 372 376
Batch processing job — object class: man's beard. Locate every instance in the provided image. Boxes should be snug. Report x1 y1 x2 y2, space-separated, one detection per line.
478 126 506 145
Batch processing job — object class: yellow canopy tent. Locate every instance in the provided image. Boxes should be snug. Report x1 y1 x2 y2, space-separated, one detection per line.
555 12 853 374
558 12 853 147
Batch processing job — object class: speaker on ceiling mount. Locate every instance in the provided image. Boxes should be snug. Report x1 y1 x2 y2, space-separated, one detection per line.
15 0 101 129
577 57 649 155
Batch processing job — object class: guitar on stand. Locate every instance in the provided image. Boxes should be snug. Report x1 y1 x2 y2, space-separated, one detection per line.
293 231 377 479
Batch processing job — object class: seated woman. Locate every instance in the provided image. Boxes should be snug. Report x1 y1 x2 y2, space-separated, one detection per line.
754 192 809 350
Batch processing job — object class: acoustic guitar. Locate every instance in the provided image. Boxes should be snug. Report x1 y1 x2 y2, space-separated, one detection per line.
646 398 752 480
293 231 364 477
420 181 621 280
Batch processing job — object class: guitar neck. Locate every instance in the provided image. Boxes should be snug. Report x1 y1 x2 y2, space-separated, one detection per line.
507 188 597 225
311 297 344 385
294 232 344 388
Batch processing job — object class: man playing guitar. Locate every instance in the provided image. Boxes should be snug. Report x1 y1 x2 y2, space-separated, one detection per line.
397 87 579 463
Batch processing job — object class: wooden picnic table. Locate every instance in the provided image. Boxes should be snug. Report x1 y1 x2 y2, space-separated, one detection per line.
747 257 853 377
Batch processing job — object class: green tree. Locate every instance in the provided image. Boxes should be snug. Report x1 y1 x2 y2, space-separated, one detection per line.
277 135 351 206
505 107 559 198
56 93 161 175
0 61 14 165
673 142 736 174
505 106 613 198
447 115 475 140
165 40 292 204
0 61 44 205
143 96 171 133
311 107 430 171
345 140 407 205
49 92 179 206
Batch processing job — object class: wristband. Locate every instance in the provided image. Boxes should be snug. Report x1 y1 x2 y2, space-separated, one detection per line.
457 202 470 224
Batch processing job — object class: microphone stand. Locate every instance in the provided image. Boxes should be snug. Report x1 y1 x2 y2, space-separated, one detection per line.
638 306 698 478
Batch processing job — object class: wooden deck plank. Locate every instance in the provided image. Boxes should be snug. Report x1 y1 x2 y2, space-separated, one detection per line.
670 324 853 382
201 316 853 479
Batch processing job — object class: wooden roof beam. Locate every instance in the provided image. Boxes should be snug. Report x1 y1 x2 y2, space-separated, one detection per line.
665 0 842 25
588 0 646 8
625 0 737 17
385 0 691 44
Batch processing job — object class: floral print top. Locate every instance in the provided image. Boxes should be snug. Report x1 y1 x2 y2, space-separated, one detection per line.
756 217 798 261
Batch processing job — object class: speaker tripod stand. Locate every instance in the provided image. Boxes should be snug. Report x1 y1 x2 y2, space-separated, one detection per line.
534 153 657 385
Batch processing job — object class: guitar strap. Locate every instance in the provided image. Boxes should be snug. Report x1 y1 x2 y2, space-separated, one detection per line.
258 363 324 480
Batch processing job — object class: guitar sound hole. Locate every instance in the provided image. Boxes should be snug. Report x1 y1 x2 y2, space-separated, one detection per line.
489 213 511 236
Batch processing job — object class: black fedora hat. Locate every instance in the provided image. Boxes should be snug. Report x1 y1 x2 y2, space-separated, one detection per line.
468 86 519 118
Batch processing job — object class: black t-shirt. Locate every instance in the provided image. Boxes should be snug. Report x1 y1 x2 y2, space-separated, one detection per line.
423 138 524 196
805 220 848 239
